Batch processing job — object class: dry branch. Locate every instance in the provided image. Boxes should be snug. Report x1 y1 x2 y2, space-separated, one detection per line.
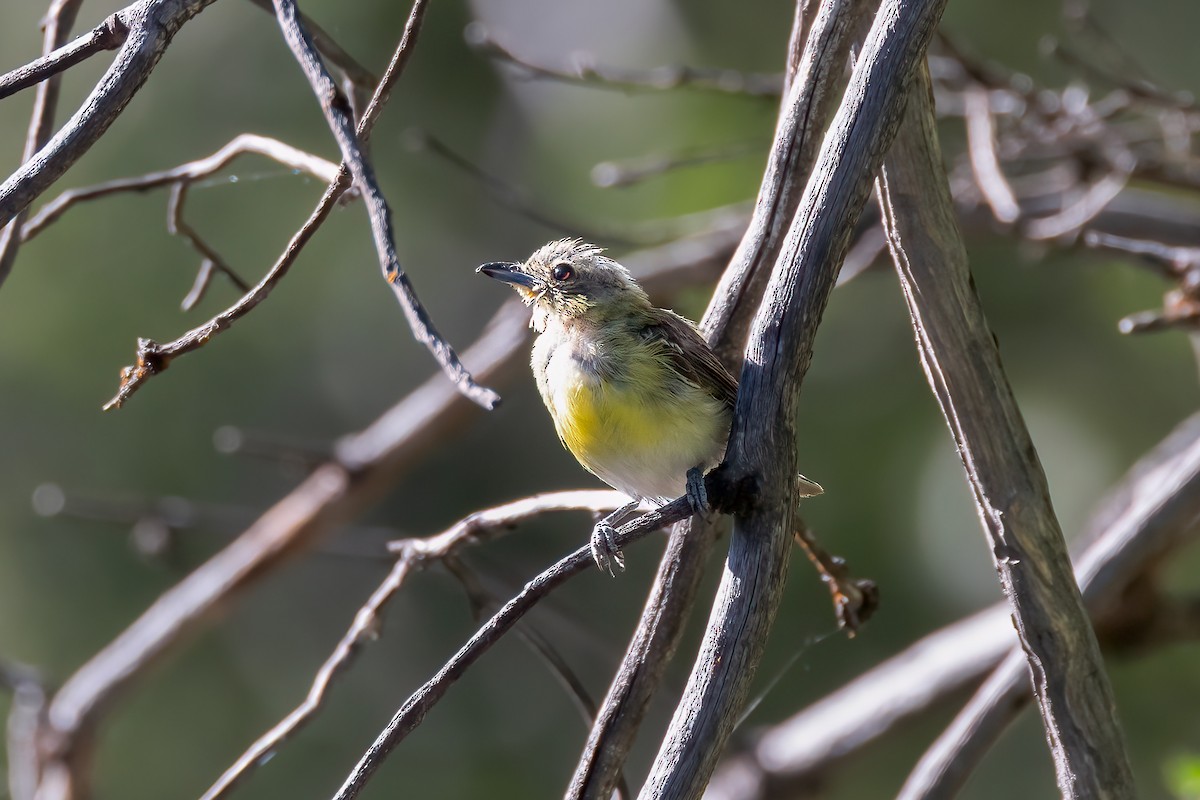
269 0 497 409
466 24 782 99
0 13 127 100
101 0 432 411
21 134 342 240
566 1 870 796
707 410 1200 798
0 0 87 287
643 0 949 796
0 0 218 240
201 490 634 800
876 64 1134 796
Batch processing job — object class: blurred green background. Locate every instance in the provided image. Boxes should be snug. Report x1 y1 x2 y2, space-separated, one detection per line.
1 0 1197 798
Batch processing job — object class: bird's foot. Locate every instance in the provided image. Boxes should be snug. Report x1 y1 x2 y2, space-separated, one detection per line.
590 521 625 576
686 466 711 517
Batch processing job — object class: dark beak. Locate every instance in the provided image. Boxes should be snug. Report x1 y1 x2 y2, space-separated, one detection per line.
477 261 538 289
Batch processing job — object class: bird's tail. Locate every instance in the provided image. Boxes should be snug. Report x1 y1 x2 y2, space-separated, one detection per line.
796 473 824 498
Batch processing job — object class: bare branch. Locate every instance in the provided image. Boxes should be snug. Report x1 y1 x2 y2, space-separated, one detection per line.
21 133 342 241
32 298 527 800
465 23 783 99
590 141 762 189
101 0 432 411
241 0 375 113
269 0 497 409
0 12 127 102
962 85 1020 224
0 0 87 288
200 490 632 800
877 63 1134 796
700 0 870 367
643 0 949 795
2 658 45 800
899 410 1200 800
708 411 1200 798
0 0 218 245
331 493 701 800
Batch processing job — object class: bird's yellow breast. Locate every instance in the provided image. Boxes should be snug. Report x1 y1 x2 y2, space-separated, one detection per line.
535 334 728 502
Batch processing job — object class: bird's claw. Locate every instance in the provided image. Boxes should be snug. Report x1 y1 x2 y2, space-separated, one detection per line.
590 521 625 576
686 466 710 517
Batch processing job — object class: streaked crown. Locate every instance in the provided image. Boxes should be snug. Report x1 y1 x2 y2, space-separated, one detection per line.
477 239 649 326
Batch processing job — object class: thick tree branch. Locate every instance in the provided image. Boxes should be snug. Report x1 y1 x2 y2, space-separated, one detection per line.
707 410 1200 799
876 64 1134 796
700 0 869 367
642 0 948 796
899 411 1200 799
565 2 870 796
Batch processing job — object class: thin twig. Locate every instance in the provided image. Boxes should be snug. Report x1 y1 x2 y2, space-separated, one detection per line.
241 0 376 113
21 133 343 241
167 182 252 306
963 84 1020 224
465 22 783 99
199 490 633 800
0 12 127 101
101 0 432 411
270 0 497 409
331 495 699 800
590 141 764 189
440 558 634 800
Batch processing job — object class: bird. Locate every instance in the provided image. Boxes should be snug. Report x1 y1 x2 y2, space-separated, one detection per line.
478 238 822 574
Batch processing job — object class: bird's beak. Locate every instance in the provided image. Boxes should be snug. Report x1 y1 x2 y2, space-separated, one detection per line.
477 261 538 290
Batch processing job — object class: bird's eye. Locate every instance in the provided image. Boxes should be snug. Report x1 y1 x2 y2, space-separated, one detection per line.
551 263 574 281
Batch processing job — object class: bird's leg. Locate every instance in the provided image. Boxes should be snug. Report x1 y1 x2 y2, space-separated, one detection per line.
591 499 641 576
686 465 710 516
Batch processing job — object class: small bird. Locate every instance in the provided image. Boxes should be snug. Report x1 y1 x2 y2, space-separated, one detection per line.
478 239 822 573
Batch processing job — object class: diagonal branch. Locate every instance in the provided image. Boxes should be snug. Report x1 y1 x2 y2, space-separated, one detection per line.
200 490 633 800
643 0 949 796
268 0 498 410
0 0 219 245
0 12 127 101
0 0 88 287
706 402 1200 799
330 494 701 800
101 0 428 411
876 63 1134 796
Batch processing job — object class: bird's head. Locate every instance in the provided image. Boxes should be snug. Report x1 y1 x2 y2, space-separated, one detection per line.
477 239 649 331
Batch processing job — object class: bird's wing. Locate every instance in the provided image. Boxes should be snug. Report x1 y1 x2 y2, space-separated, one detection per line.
640 309 738 410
